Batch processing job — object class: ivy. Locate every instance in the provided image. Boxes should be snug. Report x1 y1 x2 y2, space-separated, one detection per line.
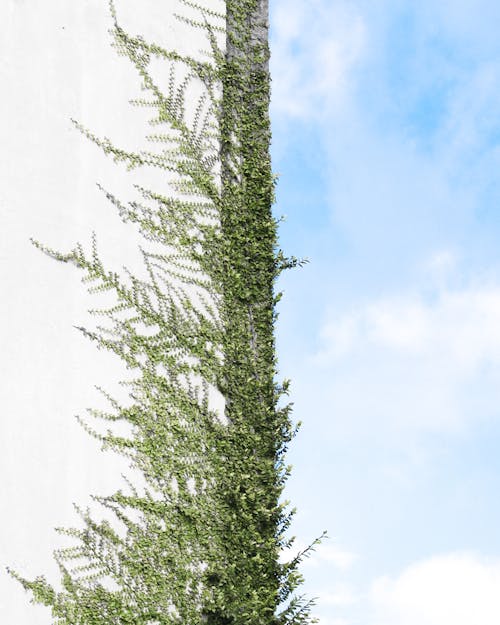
9 1 324 625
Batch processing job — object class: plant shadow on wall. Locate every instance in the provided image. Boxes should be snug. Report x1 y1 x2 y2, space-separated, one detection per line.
8 2 325 625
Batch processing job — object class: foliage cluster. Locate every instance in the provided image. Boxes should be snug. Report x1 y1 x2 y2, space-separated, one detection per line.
10 2 322 624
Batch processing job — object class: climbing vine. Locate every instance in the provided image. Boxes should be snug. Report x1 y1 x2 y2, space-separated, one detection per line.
9 1 322 624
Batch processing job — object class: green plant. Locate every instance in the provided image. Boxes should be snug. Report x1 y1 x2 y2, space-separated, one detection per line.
9 1 323 623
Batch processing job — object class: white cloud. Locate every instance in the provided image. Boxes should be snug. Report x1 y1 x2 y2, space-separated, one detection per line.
370 552 500 625
314 267 500 432
309 542 359 571
318 282 500 369
423 250 458 286
283 539 357 571
318 584 358 607
270 0 365 118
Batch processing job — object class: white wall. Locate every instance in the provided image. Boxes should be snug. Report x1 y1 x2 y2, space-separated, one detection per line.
0 1 222 622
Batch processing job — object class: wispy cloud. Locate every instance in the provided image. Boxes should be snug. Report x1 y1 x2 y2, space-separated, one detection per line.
270 0 365 119
283 539 358 572
313 258 500 433
271 2 500 624
369 552 500 625
306 542 359 571
270 0 500 280
317 584 358 607
318 284 500 368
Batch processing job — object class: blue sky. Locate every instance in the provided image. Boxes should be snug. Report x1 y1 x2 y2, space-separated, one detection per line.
270 1 500 623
